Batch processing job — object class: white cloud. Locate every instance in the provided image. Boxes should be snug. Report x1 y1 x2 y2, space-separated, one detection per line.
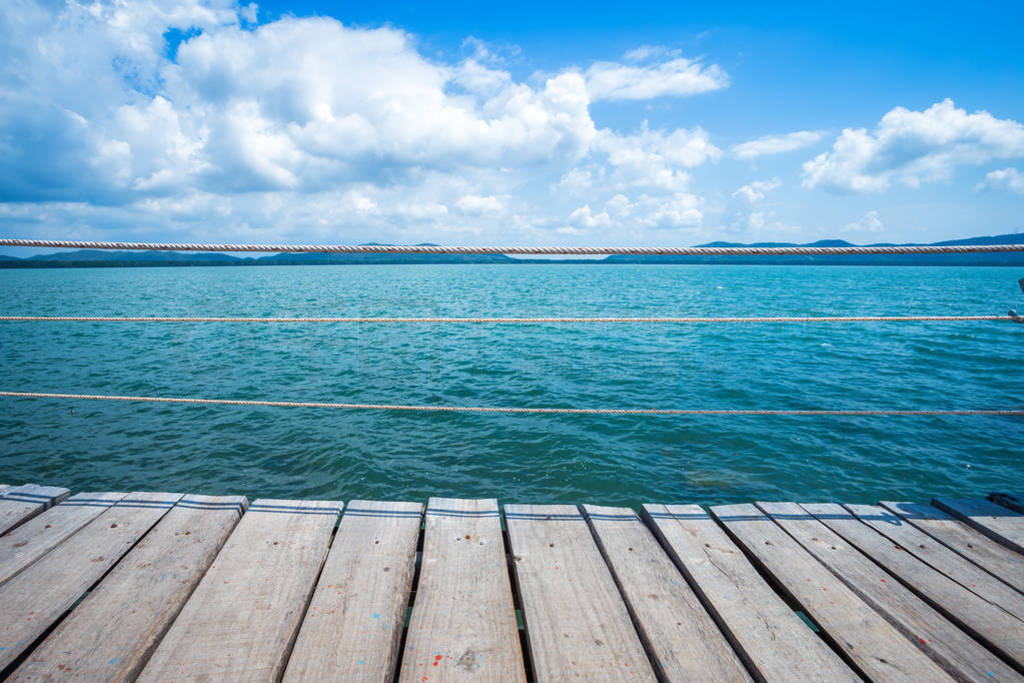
585 51 727 102
731 131 825 160
732 178 781 203
844 210 884 233
455 194 505 215
978 167 1024 194
803 99 1024 193
568 205 611 229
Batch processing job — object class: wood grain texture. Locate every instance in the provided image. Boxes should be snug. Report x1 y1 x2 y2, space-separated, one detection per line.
880 501 1024 594
12 495 246 681
0 485 70 535
642 504 857 682
758 502 1020 682
399 498 525 683
583 505 749 682
0 492 182 671
0 492 127 586
504 504 655 682
284 500 423 682
846 503 1024 622
713 503 952 682
138 499 340 682
933 497 1024 556
805 502 1024 668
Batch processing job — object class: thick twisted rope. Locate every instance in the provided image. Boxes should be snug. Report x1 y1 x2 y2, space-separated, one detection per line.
1 391 1020 416
3 238 1024 256
0 315 1013 323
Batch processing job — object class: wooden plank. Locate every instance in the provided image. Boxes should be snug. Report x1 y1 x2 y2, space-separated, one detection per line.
399 498 524 682
759 502 1021 682
0 492 183 671
0 485 70 535
582 505 749 681
847 503 1024 622
990 493 1024 514
880 500 1024 594
933 497 1024 556
712 503 952 681
642 504 856 681
805 502 1024 668
138 499 340 681
12 494 246 681
284 500 423 682
503 504 655 681
0 492 127 587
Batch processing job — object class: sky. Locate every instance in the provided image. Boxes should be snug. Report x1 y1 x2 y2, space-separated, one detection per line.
1 0 1023 249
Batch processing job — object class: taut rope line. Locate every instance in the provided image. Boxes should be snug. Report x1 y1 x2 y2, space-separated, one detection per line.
3 238 1024 256
0 315 1013 324
1 391 1020 416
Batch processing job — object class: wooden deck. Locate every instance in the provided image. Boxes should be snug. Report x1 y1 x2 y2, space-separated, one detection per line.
1 485 1022 681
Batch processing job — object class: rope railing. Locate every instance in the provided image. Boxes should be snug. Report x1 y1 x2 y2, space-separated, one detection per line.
3 238 1024 256
1 391 1021 416
0 315 1014 323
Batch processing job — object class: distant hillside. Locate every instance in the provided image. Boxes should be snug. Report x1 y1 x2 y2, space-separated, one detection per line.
1 233 1022 267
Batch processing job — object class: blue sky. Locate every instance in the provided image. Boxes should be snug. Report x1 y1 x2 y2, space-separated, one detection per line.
1 0 1022 249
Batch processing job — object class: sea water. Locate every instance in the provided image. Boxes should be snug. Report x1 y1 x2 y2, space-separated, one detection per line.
0 264 1020 507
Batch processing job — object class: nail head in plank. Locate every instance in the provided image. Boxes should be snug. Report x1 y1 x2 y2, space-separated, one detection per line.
712 503 953 681
11 494 247 681
880 501 1024 594
642 504 856 681
758 502 1020 682
583 505 749 682
0 492 128 587
846 502 1024 622
504 504 655 682
285 500 423 683
0 491 183 671
0 484 71 535
399 498 525 683
138 498 341 682
933 497 1024 556
804 502 1024 668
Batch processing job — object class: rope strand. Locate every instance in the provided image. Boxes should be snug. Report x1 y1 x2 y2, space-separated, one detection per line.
1 391 1020 416
3 238 1024 256
0 315 1013 323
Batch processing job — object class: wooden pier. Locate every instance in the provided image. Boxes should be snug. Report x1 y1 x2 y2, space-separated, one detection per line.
1 484 1023 681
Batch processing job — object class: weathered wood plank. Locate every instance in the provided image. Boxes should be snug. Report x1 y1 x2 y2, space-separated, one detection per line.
399 498 525 682
933 497 1024 556
847 503 1024 622
880 500 1024 594
11 494 246 681
990 493 1024 515
712 503 952 681
759 502 1021 682
642 504 855 681
0 485 70 535
138 499 340 682
0 492 183 671
805 502 1024 668
504 504 654 681
0 492 127 587
583 505 749 681
284 501 423 682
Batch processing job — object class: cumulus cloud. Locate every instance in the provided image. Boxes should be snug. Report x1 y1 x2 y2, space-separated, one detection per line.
844 210 884 233
802 99 1024 193
732 178 781 203
977 167 1024 194
731 131 825 159
0 1 737 245
585 51 727 102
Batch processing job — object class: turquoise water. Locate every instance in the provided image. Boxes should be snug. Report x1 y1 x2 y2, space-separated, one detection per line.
0 265 1021 507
